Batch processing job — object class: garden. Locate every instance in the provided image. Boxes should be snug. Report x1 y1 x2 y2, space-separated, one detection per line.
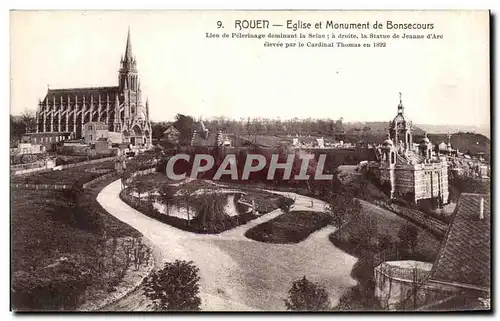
11 160 116 186
121 174 294 234
245 210 332 244
11 174 149 311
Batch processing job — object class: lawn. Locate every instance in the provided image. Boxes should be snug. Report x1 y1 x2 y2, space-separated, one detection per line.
11 175 144 311
330 200 441 262
11 160 115 186
245 211 332 244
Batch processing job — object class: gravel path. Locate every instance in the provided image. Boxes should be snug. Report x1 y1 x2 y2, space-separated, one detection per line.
97 179 357 311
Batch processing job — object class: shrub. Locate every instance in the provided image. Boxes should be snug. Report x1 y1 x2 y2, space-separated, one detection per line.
142 260 201 311
284 276 330 311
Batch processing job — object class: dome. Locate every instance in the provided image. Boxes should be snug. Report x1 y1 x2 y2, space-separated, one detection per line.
393 113 407 123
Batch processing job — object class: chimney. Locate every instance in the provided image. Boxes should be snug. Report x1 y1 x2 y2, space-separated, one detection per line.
479 197 485 220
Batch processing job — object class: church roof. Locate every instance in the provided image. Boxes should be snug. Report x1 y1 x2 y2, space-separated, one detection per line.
42 86 120 104
427 193 491 291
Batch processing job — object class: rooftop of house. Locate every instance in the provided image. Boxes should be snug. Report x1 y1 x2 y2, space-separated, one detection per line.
163 125 180 134
427 193 491 291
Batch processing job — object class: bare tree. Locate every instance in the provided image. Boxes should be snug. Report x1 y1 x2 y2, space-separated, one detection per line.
21 109 37 133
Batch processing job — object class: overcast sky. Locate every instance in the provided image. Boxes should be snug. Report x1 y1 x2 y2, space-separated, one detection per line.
10 10 489 128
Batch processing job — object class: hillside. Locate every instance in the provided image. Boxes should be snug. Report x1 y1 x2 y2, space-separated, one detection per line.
425 132 490 158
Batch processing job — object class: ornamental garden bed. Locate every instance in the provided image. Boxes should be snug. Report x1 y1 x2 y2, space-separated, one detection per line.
244 211 332 244
122 177 294 234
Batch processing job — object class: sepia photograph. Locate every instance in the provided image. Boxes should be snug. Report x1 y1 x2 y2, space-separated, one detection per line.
9 10 491 312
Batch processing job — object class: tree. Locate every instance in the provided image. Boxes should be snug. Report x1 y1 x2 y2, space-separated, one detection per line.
157 184 175 215
357 213 379 251
284 276 331 311
173 114 195 145
195 193 229 232
397 223 419 258
278 196 294 213
151 122 168 141
378 235 393 262
178 184 197 226
142 260 201 311
133 181 148 203
21 109 37 134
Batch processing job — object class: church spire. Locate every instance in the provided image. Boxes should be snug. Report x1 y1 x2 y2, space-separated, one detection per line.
124 27 133 61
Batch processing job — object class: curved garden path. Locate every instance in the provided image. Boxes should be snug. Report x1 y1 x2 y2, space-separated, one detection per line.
97 179 358 311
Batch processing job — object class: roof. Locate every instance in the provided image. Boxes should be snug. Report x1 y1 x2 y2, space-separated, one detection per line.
192 132 218 147
376 260 432 283
163 125 180 134
23 132 72 137
427 193 491 290
42 86 119 104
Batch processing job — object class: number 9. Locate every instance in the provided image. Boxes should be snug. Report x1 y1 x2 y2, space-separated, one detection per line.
217 21 223 28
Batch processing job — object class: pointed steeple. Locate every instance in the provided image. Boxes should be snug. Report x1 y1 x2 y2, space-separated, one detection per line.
124 27 133 61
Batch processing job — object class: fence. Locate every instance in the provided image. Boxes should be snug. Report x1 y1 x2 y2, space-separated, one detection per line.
12 156 116 176
10 160 47 171
11 183 72 190
124 167 157 185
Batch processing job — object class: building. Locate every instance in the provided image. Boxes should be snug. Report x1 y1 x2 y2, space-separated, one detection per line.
374 193 490 311
377 93 449 207
374 260 433 310
190 121 234 147
83 121 109 144
33 28 152 148
163 125 181 143
94 138 112 154
17 142 45 155
425 193 490 296
21 132 73 150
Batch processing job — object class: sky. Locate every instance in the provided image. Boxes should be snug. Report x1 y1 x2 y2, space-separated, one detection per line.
10 10 490 128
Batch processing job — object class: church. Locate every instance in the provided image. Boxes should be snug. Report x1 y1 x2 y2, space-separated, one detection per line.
33 29 152 147
377 94 449 207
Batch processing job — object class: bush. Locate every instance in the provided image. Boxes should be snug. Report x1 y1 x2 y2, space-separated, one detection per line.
284 276 330 311
142 260 201 311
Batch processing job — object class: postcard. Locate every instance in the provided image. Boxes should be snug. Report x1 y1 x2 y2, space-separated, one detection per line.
10 10 490 312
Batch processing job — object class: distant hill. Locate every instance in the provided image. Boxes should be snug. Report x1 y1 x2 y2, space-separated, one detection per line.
425 132 490 158
417 124 490 139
